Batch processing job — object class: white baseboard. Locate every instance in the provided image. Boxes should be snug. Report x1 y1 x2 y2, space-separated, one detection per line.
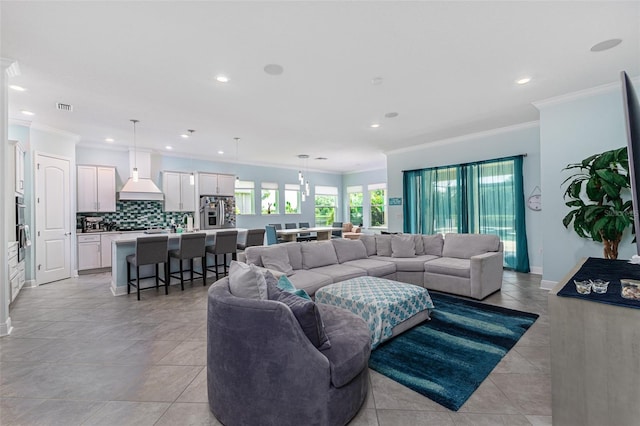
0 318 13 337
24 279 37 288
111 283 128 296
540 280 557 291
530 266 543 275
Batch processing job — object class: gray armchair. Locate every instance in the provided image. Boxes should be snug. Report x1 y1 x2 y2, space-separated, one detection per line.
207 277 371 426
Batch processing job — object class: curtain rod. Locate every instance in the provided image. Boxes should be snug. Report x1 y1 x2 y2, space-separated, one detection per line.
402 153 528 174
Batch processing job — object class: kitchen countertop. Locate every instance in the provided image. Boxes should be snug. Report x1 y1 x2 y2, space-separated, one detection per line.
113 228 245 244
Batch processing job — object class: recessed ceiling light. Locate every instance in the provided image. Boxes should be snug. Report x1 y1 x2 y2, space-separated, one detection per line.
105 138 114 143
264 64 284 76
9 85 26 91
372 77 384 85
216 75 229 83
218 150 224 155
370 123 380 128
180 134 189 139
166 146 173 150
590 38 622 52
21 110 34 116
315 157 328 160
384 112 399 118
516 77 531 85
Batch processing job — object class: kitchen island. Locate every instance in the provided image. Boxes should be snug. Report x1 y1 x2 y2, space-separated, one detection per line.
110 229 248 296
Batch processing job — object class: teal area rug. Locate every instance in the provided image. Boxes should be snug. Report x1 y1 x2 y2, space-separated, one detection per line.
368 292 539 411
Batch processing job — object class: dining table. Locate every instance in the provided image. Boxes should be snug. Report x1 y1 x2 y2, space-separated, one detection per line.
276 226 342 242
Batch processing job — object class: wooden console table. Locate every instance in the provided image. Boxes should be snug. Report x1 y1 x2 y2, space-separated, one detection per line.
549 259 640 426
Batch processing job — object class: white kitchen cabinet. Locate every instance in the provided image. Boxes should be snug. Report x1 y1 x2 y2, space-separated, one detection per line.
77 165 116 212
162 171 196 212
77 234 101 270
9 141 25 195
8 242 23 302
199 173 235 196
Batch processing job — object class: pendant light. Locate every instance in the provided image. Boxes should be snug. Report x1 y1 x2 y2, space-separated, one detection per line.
234 137 240 181
187 129 195 185
130 119 139 182
298 154 310 199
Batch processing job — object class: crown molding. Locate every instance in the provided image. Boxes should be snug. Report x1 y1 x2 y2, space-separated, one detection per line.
385 121 539 156
533 75 640 109
30 122 80 141
9 118 32 127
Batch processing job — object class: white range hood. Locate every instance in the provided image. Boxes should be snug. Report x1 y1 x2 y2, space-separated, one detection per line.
118 150 164 201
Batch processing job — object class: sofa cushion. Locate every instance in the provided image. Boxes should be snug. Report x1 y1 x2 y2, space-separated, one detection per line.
422 234 444 256
442 233 500 259
317 303 371 388
282 242 303 270
359 234 377 256
310 264 367 282
391 235 416 258
343 258 396 277
332 238 368 263
301 241 339 269
261 245 294 276
375 234 392 256
277 275 311 300
373 254 439 272
424 257 471 278
228 261 268 300
287 270 334 297
267 281 331 350
413 235 425 255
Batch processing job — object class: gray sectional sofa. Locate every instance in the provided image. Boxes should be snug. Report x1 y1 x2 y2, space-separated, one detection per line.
243 233 504 300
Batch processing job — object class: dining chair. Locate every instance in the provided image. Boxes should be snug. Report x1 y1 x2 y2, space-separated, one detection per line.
269 223 283 230
265 225 279 245
297 222 316 242
331 222 343 238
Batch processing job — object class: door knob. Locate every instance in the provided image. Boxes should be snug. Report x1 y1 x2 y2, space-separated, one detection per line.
65 232 72 236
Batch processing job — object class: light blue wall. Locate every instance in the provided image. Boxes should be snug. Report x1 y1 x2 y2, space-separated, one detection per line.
342 168 387 229
385 124 543 272
538 83 638 283
76 147 343 230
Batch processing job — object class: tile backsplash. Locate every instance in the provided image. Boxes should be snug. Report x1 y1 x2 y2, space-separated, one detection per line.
76 201 195 230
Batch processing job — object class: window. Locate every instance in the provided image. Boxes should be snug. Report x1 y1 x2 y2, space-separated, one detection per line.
347 185 363 226
261 182 279 215
234 180 255 215
285 184 301 214
314 185 338 226
368 183 387 227
402 156 530 272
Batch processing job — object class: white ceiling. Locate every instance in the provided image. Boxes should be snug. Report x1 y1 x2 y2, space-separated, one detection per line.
2 1 639 173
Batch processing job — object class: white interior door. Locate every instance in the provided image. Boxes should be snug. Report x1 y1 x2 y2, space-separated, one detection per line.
36 153 71 284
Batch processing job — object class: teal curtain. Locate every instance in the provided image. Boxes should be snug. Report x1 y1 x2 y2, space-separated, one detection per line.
402 156 530 272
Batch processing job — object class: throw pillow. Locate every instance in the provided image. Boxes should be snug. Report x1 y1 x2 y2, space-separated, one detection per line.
391 235 416 258
423 234 444 256
375 234 392 256
301 241 339 269
413 234 425 255
359 234 377 256
277 275 311 300
331 238 368 263
261 246 294 276
267 281 331 350
228 261 268 300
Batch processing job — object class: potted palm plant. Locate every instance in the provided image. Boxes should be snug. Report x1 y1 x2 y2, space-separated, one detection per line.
562 147 634 259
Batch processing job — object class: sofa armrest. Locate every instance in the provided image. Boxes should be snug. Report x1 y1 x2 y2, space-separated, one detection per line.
469 251 504 299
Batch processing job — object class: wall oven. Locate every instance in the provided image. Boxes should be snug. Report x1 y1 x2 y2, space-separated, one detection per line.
16 196 26 262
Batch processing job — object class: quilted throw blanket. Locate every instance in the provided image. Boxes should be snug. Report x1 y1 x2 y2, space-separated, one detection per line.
315 277 434 349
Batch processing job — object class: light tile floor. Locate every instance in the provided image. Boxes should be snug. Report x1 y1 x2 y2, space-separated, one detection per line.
0 271 551 426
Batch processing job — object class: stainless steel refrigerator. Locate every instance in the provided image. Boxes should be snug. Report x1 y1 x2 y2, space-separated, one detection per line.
200 196 236 229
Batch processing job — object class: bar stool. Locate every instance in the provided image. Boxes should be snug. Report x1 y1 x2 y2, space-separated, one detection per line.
168 232 207 290
206 230 238 280
126 235 169 301
237 228 265 250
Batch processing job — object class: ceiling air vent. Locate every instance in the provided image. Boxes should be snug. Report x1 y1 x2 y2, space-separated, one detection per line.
56 102 73 112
